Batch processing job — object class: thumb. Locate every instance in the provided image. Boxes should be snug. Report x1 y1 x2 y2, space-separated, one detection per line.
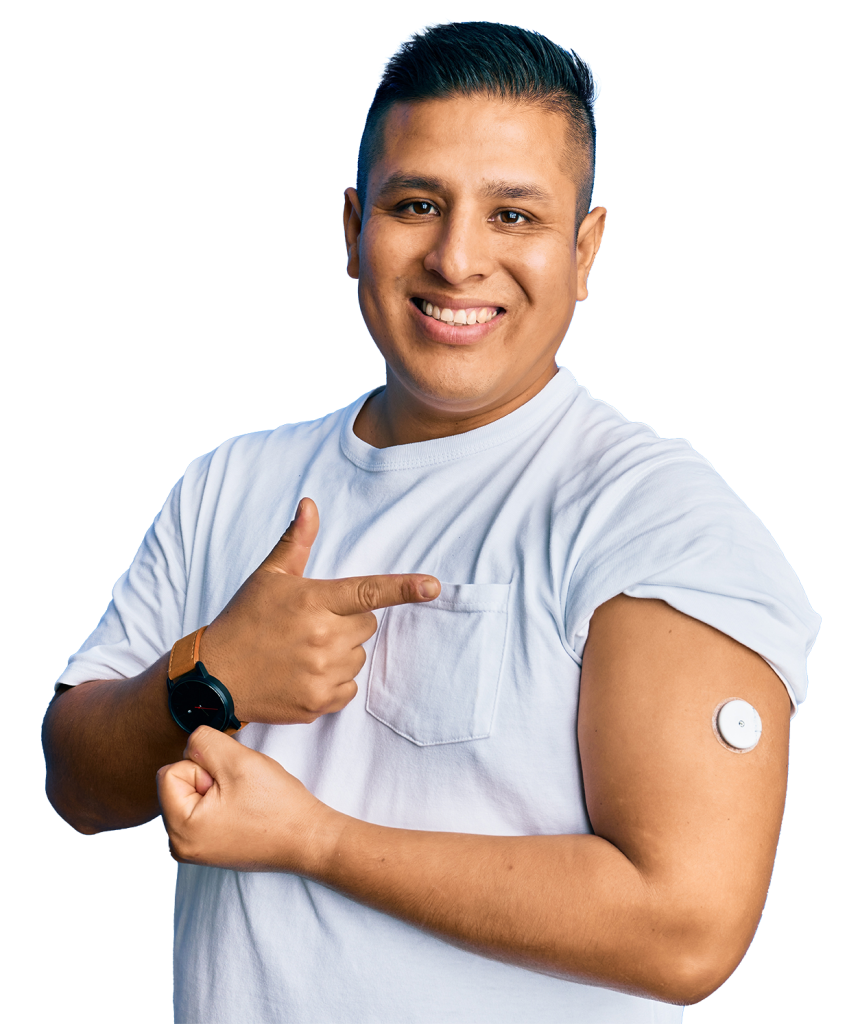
183 724 244 783
262 497 319 577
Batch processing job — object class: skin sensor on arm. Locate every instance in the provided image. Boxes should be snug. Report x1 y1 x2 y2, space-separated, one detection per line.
714 699 762 752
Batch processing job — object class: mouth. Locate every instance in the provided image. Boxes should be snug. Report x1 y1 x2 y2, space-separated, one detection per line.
411 297 504 326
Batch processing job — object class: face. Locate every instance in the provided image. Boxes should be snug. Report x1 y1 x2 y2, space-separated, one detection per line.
344 94 605 433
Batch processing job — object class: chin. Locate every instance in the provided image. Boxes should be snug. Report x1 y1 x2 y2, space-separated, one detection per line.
398 362 502 410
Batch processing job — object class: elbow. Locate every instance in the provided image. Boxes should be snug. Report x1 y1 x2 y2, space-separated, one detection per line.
642 917 754 1005
45 775 107 835
46 788 99 834
652 950 737 1006
43 705 114 835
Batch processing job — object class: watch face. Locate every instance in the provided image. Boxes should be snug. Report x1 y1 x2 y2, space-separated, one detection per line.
169 678 230 732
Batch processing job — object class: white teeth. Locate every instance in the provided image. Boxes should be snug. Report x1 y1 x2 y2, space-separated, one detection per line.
418 301 501 324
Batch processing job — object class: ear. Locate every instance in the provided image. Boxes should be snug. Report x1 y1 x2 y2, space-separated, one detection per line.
343 188 363 280
575 206 607 302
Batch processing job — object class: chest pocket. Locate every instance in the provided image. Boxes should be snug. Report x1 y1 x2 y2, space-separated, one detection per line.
366 582 511 746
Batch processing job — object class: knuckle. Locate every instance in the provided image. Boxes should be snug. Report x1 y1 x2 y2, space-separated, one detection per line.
302 582 324 609
305 621 330 649
305 650 330 677
356 578 380 610
353 648 367 672
303 691 328 715
332 681 359 713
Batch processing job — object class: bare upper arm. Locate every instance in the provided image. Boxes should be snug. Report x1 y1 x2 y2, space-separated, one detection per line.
578 594 790 995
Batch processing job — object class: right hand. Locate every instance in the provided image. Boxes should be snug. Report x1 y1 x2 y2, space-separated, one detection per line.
198 497 440 725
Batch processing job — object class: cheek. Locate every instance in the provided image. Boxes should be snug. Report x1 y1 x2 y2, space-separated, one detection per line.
357 242 388 324
359 227 416 314
511 240 577 311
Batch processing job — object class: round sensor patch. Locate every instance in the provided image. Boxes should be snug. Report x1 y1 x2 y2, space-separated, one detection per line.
715 699 762 751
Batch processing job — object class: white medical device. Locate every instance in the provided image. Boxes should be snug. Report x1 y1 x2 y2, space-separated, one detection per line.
715 699 762 751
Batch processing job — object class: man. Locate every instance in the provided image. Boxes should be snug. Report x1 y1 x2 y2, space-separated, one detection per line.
43 22 819 1024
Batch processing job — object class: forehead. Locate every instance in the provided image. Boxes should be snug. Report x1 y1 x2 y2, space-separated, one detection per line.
371 95 577 202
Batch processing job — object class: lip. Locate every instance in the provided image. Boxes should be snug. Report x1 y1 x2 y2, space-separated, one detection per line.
409 296 506 345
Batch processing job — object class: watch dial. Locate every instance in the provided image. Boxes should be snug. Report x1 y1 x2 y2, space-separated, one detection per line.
170 679 229 732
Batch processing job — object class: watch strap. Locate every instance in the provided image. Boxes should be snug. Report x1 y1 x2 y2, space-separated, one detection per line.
168 626 207 682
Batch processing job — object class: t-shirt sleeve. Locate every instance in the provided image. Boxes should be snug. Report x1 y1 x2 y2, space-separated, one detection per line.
561 452 821 710
55 473 191 689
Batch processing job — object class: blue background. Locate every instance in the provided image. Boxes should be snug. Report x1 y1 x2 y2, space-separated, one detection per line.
1 16 860 1024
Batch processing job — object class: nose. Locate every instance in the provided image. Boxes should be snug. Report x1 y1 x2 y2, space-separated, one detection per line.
423 210 493 285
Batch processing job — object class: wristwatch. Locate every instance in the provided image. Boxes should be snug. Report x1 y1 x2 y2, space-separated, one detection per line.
166 626 243 733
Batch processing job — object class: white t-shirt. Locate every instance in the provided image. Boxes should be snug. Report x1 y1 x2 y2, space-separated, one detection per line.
58 368 820 1024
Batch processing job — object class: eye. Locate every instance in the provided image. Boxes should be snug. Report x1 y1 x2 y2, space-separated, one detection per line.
400 200 439 217
496 210 529 225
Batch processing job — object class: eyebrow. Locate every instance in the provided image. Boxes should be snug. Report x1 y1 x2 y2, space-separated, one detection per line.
375 175 445 201
481 179 551 202
375 173 551 204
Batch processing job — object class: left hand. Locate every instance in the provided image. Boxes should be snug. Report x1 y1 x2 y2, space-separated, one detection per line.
157 726 342 873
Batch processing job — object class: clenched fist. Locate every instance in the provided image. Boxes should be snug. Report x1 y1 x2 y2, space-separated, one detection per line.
199 497 440 725
157 726 340 874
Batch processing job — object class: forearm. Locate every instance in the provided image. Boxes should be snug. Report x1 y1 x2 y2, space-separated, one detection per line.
306 815 725 1004
43 653 188 833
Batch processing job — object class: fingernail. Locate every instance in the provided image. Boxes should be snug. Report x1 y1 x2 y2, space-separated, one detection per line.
295 499 304 519
418 579 438 600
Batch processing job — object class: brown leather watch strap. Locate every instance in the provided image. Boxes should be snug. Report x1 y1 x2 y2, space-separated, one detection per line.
168 626 207 681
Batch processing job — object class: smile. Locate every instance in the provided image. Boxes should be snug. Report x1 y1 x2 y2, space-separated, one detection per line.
413 298 503 326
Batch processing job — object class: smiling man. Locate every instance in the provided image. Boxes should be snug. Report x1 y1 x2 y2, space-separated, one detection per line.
43 22 819 1024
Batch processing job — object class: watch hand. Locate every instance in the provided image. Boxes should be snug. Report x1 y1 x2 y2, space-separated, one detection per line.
192 705 220 711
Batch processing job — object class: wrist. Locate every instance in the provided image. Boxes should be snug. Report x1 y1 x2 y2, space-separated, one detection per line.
300 803 353 882
167 627 244 733
197 622 231 689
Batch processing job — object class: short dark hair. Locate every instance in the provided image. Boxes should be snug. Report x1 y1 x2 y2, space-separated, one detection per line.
357 22 597 228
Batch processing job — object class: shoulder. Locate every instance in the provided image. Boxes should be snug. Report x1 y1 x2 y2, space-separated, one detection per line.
552 376 726 517
551 377 820 705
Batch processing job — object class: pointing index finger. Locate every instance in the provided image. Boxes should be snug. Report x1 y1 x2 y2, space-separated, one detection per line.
326 574 441 615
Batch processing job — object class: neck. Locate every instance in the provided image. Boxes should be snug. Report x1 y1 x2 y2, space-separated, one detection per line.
353 364 559 448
